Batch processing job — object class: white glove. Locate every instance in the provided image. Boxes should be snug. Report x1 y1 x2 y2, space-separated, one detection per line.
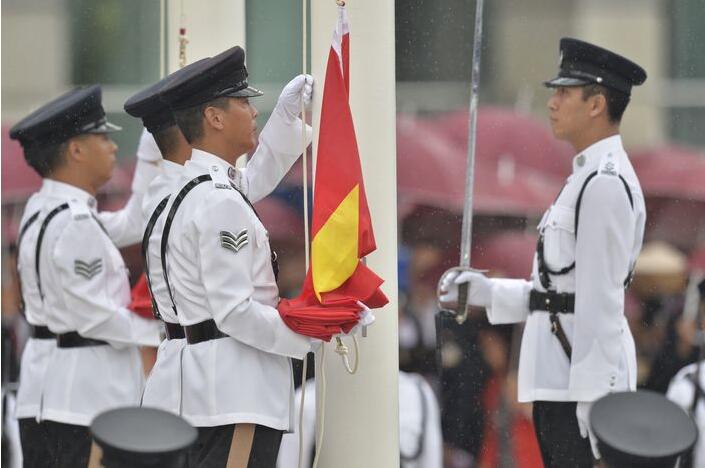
438 270 493 308
350 301 375 334
274 74 314 123
576 401 601 460
135 128 162 163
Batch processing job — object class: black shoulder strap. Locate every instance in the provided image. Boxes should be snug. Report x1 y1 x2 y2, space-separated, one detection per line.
141 195 171 319
574 170 634 237
574 170 636 287
35 203 70 300
17 211 40 250
161 175 212 314
16 211 40 315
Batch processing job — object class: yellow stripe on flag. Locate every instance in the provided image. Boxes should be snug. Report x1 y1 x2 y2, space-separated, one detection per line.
311 185 360 300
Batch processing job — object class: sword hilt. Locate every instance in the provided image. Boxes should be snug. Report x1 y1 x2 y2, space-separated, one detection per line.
436 266 487 324
455 281 470 324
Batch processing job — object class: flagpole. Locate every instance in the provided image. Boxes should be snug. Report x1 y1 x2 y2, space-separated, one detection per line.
312 2 399 466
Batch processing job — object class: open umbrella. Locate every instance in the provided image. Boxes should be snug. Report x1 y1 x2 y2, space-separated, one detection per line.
396 113 563 216
630 145 705 201
472 231 538 280
430 106 574 177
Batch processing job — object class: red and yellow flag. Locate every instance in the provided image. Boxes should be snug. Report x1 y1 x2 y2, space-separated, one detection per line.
278 6 387 340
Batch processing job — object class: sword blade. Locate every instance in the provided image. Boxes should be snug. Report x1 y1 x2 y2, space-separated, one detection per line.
455 0 485 323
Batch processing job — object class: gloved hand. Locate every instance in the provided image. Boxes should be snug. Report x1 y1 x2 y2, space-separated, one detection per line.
135 128 162 163
576 401 601 460
349 301 375 335
131 128 162 193
274 74 314 123
438 269 493 309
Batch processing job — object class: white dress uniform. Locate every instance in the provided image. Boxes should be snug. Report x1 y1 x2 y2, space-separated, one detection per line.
277 372 443 468
38 181 161 426
14 181 52 420
163 117 314 429
141 113 309 415
485 135 645 403
667 361 704 467
15 159 157 422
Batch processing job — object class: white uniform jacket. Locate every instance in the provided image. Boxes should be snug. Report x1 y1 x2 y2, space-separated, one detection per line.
277 372 443 468
667 362 704 468
141 114 312 416
486 135 645 403
14 167 157 421
164 121 313 428
139 160 186 414
15 181 52 419
38 181 161 426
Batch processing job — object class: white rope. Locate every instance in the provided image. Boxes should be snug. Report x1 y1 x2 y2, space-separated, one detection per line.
335 335 360 374
297 354 308 468
312 344 327 468
301 0 310 270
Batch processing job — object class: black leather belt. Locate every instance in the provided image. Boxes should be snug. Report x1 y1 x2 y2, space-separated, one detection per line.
164 322 185 340
529 290 575 314
184 319 227 345
30 325 55 340
56 332 109 348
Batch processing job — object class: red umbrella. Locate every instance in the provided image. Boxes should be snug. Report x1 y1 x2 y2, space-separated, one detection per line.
472 231 538 280
630 145 705 201
689 245 705 273
431 107 574 177
397 113 563 216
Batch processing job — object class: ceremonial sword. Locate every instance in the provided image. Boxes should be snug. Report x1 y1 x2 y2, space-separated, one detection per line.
436 0 485 325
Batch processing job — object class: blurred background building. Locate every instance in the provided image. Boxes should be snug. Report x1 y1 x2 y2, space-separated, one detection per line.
2 1 704 467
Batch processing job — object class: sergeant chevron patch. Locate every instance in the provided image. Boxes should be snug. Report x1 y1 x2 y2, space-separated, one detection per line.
220 229 248 253
74 258 103 279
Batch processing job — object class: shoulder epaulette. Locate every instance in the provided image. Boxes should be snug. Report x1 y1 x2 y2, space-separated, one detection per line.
208 164 232 190
598 151 620 176
67 198 91 220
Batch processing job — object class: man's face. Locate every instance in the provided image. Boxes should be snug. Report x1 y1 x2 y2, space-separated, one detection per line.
76 133 118 186
546 86 591 142
222 97 259 155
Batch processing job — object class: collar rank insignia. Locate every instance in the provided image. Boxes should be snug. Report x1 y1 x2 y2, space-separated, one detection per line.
220 229 248 253
74 258 103 279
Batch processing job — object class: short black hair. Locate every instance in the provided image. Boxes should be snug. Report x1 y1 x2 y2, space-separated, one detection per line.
582 84 630 123
173 97 230 144
152 125 183 159
23 141 68 177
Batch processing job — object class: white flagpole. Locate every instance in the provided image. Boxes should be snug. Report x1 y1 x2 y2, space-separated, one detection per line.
311 1 400 466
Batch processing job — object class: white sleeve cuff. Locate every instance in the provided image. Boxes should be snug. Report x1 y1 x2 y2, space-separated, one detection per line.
486 278 532 324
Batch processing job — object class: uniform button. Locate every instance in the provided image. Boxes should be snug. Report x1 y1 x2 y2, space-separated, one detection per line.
545 298 551 305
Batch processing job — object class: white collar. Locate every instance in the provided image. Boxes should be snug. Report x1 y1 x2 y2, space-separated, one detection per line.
571 135 624 175
43 179 97 211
